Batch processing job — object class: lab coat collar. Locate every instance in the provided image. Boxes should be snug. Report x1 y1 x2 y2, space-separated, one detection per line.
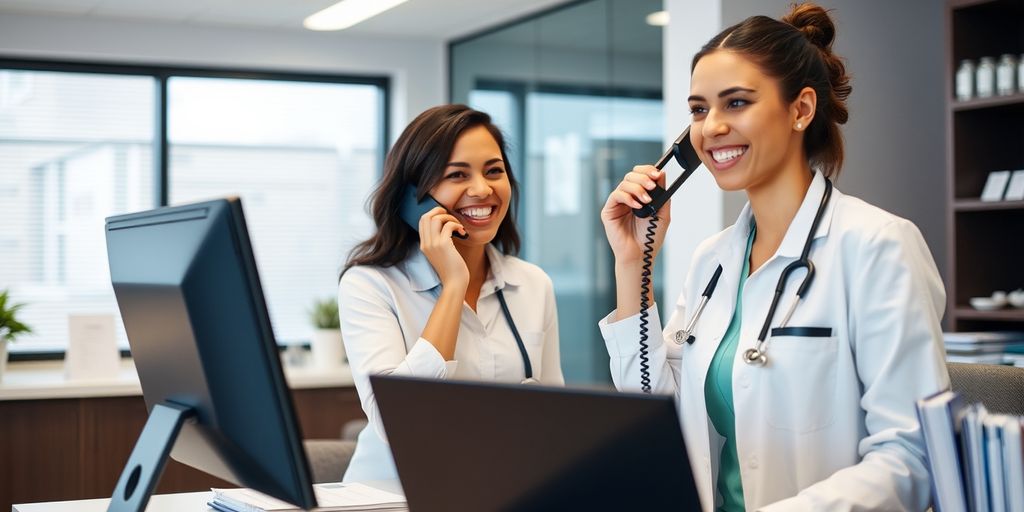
720 171 836 262
709 172 836 302
775 170 836 258
403 244 518 293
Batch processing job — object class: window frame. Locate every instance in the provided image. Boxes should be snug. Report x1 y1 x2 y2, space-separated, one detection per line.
1 57 391 361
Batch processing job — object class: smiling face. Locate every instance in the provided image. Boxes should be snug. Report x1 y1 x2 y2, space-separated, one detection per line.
429 124 512 247
688 50 809 193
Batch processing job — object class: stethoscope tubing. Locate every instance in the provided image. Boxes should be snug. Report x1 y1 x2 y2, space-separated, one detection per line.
676 177 834 367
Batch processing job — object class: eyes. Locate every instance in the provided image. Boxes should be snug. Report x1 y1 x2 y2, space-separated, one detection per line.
444 166 506 180
688 98 752 118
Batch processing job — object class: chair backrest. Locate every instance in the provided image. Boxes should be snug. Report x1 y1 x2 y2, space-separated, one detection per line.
947 362 1024 416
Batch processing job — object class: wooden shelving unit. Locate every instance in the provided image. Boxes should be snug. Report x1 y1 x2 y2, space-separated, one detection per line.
946 0 1024 332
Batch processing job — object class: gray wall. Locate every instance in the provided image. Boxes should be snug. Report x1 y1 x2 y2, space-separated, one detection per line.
720 0 948 280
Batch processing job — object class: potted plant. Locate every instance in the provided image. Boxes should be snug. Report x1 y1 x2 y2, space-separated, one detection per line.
309 296 344 369
0 289 33 381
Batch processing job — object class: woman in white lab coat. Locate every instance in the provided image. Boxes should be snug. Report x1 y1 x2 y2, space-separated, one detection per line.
338 105 564 482
599 4 947 511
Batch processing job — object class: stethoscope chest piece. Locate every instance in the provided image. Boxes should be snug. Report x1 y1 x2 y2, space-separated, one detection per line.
742 347 767 367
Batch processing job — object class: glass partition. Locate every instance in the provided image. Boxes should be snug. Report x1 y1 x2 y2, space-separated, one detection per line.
451 0 664 384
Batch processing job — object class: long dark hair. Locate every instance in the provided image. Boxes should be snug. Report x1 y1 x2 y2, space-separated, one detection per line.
342 104 520 276
693 3 852 177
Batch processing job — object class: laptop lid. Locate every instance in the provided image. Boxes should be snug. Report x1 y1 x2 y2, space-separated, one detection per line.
370 375 700 512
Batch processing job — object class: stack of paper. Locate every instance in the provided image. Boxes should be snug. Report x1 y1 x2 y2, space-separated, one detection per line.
943 332 1024 365
917 391 1024 512
209 482 407 512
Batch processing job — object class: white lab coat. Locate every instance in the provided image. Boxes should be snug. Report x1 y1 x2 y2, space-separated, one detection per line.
339 244 564 482
600 171 949 511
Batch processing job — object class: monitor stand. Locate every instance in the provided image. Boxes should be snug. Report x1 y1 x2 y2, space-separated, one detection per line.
107 401 195 512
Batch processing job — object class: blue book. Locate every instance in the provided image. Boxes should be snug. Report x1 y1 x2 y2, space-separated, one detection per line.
916 390 969 512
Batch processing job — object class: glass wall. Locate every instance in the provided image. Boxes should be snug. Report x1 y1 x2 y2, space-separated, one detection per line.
451 0 665 384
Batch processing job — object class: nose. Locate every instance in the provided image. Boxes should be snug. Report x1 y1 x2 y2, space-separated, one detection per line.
702 108 729 139
466 173 493 198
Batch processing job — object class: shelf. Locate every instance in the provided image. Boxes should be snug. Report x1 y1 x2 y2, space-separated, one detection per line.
954 308 1024 321
952 93 1024 111
954 199 1024 211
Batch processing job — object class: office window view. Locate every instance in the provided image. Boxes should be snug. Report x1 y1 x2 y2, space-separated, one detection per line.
0 67 386 353
168 77 383 346
0 69 156 352
451 0 664 384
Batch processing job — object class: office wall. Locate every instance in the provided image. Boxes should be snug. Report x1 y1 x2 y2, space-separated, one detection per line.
720 0 948 279
0 12 446 142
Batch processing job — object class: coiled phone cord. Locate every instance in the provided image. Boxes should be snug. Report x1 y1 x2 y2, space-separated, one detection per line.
638 215 659 394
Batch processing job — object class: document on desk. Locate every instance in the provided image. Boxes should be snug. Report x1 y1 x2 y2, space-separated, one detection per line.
210 482 407 512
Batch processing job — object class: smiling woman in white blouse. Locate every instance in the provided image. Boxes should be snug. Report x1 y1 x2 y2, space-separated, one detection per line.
338 104 564 482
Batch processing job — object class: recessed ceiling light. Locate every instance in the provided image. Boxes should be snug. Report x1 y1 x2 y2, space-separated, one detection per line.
304 0 408 31
646 10 669 27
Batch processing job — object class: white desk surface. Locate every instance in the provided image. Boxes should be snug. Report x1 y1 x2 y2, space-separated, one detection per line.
12 481 404 512
0 359 354 401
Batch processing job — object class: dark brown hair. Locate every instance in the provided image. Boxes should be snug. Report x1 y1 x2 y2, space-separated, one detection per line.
693 3 852 177
342 104 520 276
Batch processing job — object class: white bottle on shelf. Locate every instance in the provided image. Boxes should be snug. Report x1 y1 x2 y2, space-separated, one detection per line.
976 56 996 98
956 59 975 101
997 54 1017 95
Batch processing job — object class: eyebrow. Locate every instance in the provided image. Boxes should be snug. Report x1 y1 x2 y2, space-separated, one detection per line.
687 87 757 102
446 158 504 168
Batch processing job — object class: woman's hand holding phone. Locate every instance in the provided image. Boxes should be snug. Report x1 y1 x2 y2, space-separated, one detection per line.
419 207 470 289
601 165 672 265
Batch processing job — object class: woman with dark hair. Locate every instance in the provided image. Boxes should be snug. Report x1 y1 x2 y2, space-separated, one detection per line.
339 104 563 482
599 4 946 510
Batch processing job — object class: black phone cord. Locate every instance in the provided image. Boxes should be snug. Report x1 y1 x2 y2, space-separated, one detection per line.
638 215 658 394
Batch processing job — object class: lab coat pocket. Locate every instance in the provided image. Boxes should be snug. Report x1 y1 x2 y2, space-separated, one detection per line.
519 331 545 378
763 329 838 433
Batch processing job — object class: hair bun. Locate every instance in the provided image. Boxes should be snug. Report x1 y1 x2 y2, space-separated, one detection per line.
782 3 836 50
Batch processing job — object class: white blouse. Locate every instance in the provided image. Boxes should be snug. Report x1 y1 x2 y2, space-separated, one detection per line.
338 244 564 482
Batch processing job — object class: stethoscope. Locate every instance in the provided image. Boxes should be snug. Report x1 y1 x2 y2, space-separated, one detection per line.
672 177 833 367
495 288 537 384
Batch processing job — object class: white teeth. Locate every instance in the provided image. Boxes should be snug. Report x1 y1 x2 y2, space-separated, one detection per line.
711 147 747 163
459 206 494 219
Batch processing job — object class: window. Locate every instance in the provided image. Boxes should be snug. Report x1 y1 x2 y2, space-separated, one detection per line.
0 62 387 355
0 69 155 352
168 77 383 345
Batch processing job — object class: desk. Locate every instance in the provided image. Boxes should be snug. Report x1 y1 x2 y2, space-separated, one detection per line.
0 360 364 511
12 481 405 512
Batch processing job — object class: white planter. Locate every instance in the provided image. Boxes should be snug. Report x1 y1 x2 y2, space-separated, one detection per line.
0 340 7 382
310 329 345 369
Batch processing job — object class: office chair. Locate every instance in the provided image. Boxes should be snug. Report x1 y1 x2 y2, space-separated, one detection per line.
947 362 1024 416
302 419 367 483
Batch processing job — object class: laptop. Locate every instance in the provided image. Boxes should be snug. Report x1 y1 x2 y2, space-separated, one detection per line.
370 375 701 511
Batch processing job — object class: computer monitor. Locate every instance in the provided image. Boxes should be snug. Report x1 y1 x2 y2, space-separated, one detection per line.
371 375 701 511
104 197 316 512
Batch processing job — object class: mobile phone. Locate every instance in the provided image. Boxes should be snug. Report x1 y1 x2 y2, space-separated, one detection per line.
632 126 703 218
399 185 469 239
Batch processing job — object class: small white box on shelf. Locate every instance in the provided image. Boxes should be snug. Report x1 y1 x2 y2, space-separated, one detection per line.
980 170 1011 202
1003 170 1024 201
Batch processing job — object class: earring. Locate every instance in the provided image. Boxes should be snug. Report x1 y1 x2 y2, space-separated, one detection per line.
796 122 803 130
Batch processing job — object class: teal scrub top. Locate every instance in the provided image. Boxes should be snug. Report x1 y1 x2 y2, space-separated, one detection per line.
704 225 755 512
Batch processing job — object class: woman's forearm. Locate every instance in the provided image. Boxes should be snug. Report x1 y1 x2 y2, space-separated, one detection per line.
614 261 653 321
420 283 468 360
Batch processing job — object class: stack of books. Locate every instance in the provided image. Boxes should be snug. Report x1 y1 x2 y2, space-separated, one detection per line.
916 391 1024 511
944 332 1024 366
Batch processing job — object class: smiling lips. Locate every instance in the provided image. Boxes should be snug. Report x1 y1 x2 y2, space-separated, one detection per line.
708 145 748 170
456 205 498 226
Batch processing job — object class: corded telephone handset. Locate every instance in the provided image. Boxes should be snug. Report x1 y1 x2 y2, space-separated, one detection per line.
399 185 469 240
631 127 702 393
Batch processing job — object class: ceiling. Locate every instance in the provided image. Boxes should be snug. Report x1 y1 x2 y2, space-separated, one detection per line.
0 0 572 40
